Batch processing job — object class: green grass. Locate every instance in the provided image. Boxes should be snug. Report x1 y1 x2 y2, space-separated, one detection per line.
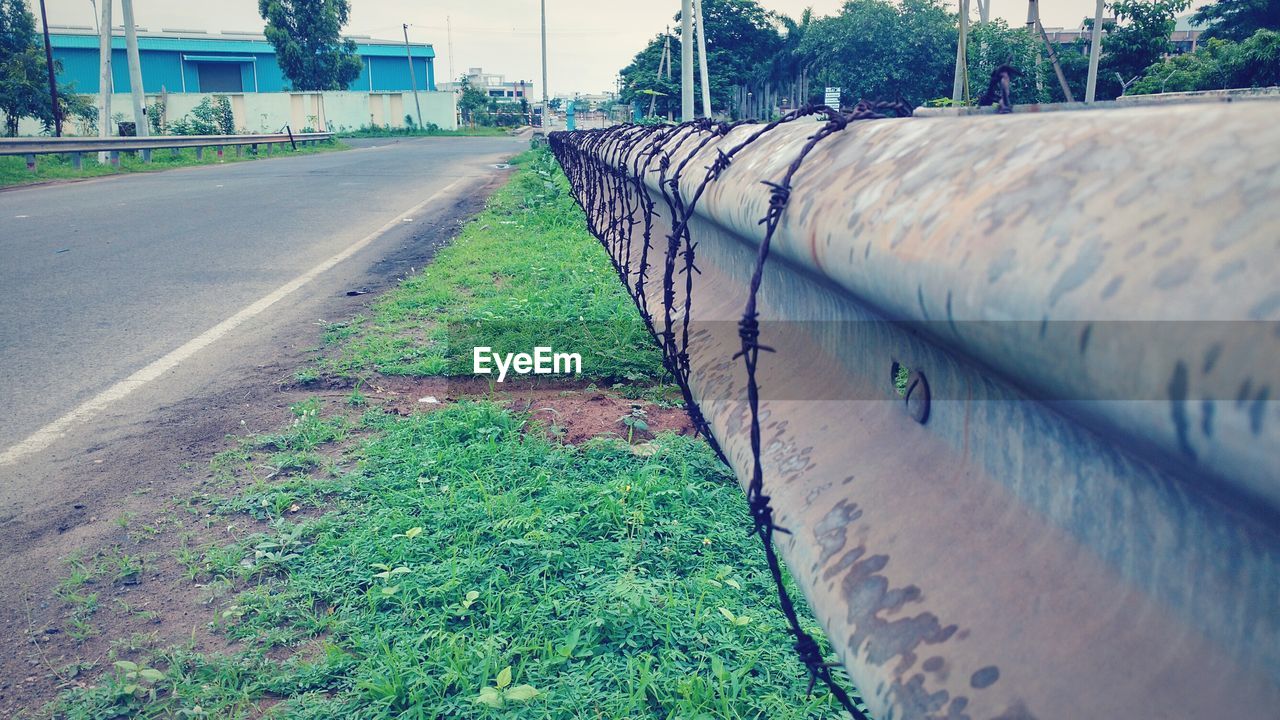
0 139 347 189
43 146 864 719
324 148 663 384
49 404 849 719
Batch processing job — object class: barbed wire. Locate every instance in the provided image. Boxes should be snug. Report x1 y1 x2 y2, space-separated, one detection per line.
548 99 911 718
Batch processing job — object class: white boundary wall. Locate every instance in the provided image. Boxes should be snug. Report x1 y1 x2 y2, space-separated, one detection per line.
11 90 457 136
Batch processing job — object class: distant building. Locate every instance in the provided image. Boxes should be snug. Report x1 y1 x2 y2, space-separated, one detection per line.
1171 15 1209 54
438 68 533 100
1041 14 1204 56
570 92 619 111
45 25 435 94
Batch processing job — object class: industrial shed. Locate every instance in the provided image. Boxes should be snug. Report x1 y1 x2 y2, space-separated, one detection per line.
47 26 436 95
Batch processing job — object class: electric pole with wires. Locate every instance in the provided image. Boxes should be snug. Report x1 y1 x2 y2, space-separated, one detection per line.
37 0 61 136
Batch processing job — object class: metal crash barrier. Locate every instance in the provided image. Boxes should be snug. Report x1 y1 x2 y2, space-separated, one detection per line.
0 131 334 171
550 100 1280 719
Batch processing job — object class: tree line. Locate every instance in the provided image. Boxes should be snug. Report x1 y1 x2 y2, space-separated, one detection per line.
618 0 1280 118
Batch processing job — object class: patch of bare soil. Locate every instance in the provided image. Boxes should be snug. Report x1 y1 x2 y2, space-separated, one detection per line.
365 376 695 444
0 380 329 718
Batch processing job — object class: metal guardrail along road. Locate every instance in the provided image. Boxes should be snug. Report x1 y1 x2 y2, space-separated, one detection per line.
550 101 1280 720
0 131 335 171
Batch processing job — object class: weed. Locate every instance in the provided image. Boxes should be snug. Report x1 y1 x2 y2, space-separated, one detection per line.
57 553 98 594
619 405 650 444
293 368 320 385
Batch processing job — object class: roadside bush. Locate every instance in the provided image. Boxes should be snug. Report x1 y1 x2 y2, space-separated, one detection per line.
169 96 236 136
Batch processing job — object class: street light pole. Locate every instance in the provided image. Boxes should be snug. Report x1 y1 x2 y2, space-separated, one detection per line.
121 0 147 137
403 24 424 129
951 0 969 104
680 0 693 121
541 0 549 129
96 0 112 158
37 0 62 136
1085 0 1106 102
693 0 711 117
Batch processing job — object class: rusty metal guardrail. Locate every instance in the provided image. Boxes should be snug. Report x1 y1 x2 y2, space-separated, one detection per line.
550 101 1280 719
0 131 334 171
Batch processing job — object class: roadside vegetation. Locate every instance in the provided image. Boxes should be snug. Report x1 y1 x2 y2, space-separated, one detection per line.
324 149 661 383
620 0 1280 117
40 147 860 719
338 124 512 139
0 140 345 190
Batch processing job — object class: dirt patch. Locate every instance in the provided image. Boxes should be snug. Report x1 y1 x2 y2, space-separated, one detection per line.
360 376 694 444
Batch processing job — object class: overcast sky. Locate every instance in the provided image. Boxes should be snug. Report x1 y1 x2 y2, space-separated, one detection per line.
37 1 1208 96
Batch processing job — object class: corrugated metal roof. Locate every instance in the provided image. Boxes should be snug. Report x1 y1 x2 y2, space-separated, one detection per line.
48 31 434 58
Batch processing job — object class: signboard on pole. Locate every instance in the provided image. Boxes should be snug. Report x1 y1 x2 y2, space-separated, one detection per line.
824 87 841 109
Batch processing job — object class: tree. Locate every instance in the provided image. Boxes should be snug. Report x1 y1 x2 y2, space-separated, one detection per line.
258 0 363 91
1 0 49 135
1192 0 1280 41
0 0 88 136
619 34 680 117
1129 28 1280 92
679 0 784 109
619 0 784 116
1098 0 1191 97
456 76 489 125
965 20 1051 105
796 0 955 106
1038 37 1094 103
763 7 813 87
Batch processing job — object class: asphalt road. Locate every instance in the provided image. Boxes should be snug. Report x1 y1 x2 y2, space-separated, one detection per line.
0 135 522 467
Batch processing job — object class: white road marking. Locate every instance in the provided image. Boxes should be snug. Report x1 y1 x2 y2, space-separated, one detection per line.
0 178 468 467
14 215 29 218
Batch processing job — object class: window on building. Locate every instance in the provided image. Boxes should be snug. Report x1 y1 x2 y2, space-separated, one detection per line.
197 63 244 92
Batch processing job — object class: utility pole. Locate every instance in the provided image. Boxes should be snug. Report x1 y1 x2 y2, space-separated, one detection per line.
121 0 147 137
1028 0 1074 102
37 0 62 136
540 0 549 129
447 16 455 87
649 30 669 118
680 0 694 121
951 0 969 104
1085 0 1106 102
96 0 112 159
403 24 423 128
693 0 711 117
664 31 673 120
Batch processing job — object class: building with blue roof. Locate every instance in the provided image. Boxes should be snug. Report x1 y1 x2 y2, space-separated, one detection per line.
47 25 436 95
